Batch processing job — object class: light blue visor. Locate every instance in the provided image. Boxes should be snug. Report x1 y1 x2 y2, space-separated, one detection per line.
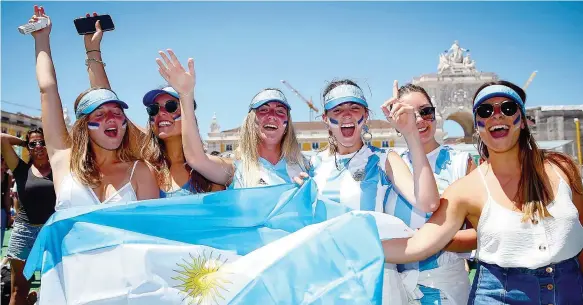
75 89 128 119
249 89 291 111
324 84 368 111
473 85 525 114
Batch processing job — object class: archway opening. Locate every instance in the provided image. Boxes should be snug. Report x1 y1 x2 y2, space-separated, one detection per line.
444 111 474 143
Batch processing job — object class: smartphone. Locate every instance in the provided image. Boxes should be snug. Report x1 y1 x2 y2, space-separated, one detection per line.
74 15 115 35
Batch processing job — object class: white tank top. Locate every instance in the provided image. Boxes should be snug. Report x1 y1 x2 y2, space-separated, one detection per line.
55 161 139 210
475 165 583 269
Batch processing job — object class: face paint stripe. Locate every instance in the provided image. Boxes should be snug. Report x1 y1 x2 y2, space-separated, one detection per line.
173 115 182 121
513 114 521 125
88 122 100 130
476 121 486 128
329 118 339 125
357 116 364 125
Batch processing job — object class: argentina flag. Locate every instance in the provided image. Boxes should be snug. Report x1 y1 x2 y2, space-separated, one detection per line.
24 180 412 305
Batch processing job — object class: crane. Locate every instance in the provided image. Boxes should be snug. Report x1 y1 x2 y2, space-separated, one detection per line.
523 70 538 90
280 80 319 121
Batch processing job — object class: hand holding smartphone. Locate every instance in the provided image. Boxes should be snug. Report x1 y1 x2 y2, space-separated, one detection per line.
74 14 114 35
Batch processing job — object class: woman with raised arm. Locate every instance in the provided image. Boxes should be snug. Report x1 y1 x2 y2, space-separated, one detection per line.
81 14 222 197
1 129 54 305
382 80 583 305
156 50 309 188
29 6 158 210
383 83 477 305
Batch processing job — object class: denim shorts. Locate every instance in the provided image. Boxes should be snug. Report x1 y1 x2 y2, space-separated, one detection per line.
7 220 43 261
469 256 583 305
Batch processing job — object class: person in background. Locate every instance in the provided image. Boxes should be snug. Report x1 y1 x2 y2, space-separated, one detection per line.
384 83 476 305
1 129 54 305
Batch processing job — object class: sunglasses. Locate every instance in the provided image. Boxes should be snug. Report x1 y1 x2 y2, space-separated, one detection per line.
475 100 519 119
416 106 436 121
28 140 46 149
146 100 179 117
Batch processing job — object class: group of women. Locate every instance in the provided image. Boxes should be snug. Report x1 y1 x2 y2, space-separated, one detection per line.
2 5 582 305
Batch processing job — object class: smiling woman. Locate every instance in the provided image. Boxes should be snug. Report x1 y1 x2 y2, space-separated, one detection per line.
25 5 159 211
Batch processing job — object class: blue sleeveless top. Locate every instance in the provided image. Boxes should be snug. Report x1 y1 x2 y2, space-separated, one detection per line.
159 181 196 198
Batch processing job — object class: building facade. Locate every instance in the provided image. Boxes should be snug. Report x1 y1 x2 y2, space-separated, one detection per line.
206 113 407 154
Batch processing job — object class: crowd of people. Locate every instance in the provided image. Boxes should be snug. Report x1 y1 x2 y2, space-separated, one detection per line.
1 5 582 305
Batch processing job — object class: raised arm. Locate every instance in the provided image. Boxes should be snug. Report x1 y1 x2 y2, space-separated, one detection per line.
83 13 111 89
382 80 440 213
156 49 234 185
382 182 469 264
31 6 70 157
1 133 25 171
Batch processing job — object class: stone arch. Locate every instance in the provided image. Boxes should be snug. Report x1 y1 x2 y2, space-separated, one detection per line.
445 110 474 142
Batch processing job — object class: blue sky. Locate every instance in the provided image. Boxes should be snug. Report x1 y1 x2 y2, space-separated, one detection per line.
2 1 582 138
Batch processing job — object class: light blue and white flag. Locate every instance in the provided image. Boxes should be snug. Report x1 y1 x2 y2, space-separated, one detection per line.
24 180 412 305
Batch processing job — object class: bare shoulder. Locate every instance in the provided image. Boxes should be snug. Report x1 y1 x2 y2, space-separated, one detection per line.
443 167 486 208
133 160 155 178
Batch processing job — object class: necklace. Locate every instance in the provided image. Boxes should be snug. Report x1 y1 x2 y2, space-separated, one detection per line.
333 144 366 181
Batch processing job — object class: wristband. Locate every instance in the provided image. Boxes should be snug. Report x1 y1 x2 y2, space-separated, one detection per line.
86 50 101 54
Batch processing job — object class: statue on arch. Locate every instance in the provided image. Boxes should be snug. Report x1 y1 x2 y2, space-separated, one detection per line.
445 40 468 64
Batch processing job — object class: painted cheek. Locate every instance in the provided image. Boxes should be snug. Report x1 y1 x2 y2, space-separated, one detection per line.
357 116 364 125
476 120 486 130
173 114 182 121
121 119 128 129
328 118 340 127
88 122 100 130
513 114 521 126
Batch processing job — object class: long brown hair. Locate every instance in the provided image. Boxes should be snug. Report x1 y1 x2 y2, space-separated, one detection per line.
141 124 213 193
70 87 143 188
474 80 583 223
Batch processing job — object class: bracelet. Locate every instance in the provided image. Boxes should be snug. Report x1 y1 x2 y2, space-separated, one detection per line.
85 58 106 67
86 50 101 54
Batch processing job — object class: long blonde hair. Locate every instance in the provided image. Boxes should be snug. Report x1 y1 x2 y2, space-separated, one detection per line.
235 108 308 188
474 81 583 223
70 88 144 188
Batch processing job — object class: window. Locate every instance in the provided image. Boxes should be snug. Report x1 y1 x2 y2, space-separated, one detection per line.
1 127 6 133
225 144 233 151
31 124 38 128
311 142 319 150
382 141 389 148
1 117 9 122
16 120 24 125
16 131 22 138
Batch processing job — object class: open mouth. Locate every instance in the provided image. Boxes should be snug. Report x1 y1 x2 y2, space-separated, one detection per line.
263 124 278 131
418 126 429 134
158 120 173 128
488 125 510 139
104 127 119 138
340 123 355 138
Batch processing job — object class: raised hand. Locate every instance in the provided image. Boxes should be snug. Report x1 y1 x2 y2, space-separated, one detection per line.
156 49 195 96
381 80 418 138
83 12 103 51
30 5 51 39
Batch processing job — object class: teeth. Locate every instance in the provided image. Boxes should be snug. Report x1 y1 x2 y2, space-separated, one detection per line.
264 124 278 129
158 121 172 127
341 123 355 128
489 125 509 131
418 127 428 132
106 128 117 131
